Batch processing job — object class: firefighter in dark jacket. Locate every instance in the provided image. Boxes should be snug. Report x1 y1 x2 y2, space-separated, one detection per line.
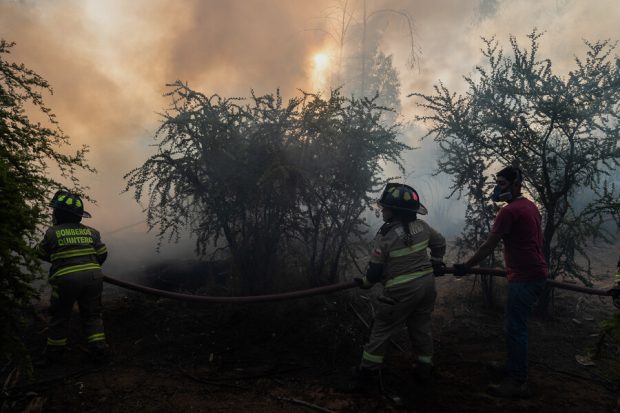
352 183 446 390
37 191 110 364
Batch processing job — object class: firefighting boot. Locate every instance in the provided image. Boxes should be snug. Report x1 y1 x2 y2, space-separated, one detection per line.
34 347 65 368
344 366 381 394
411 362 434 384
89 342 111 364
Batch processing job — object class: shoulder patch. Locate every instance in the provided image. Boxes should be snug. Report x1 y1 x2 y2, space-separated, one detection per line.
372 248 383 257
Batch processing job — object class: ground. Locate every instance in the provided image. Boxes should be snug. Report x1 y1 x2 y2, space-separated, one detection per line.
2 265 619 413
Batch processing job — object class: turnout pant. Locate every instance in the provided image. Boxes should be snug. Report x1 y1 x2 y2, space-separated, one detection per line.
47 270 107 351
361 274 437 370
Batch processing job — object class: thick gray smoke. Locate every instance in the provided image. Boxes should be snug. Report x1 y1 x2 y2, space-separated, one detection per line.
2 0 618 274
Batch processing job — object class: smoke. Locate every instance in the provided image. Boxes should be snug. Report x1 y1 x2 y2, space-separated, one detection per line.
1 0 618 272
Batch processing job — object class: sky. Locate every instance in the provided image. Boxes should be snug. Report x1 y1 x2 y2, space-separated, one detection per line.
1 0 619 274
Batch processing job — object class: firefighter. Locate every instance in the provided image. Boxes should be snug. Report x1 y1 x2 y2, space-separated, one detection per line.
37 191 110 365
351 183 446 391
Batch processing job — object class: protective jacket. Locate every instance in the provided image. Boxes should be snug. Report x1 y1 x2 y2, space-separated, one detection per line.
367 219 446 287
38 223 107 280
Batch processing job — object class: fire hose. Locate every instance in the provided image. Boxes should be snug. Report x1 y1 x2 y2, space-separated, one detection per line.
103 266 619 306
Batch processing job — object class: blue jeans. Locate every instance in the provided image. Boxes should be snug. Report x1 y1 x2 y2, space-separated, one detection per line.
505 279 546 382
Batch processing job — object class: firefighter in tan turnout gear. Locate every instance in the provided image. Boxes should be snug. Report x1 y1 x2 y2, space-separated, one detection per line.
37 191 110 364
352 183 446 391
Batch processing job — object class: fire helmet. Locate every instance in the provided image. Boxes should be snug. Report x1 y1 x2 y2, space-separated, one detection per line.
50 190 91 218
377 183 427 215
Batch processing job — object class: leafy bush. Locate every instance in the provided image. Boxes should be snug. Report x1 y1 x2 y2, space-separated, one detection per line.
125 83 410 293
0 40 93 367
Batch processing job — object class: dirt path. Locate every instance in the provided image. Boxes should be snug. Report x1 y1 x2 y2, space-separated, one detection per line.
3 275 619 413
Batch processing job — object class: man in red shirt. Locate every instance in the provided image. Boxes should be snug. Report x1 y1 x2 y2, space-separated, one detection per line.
454 166 547 398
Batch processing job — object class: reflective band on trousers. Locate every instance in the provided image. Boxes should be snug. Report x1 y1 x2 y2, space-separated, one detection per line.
50 247 96 262
418 355 433 364
389 239 429 258
47 337 67 346
385 268 433 288
362 351 384 364
87 333 106 343
50 262 102 280
616 273 620 282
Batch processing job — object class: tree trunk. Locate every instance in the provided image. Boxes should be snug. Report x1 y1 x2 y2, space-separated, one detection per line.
536 210 556 316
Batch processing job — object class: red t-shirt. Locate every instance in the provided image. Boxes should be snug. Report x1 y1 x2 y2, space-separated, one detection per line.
491 197 548 283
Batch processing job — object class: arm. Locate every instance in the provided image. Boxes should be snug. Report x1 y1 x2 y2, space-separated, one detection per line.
92 229 108 265
428 225 446 263
357 234 389 288
36 230 52 262
364 262 384 284
464 232 502 268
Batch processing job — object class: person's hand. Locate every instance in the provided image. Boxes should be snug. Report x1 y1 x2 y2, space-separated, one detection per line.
611 285 620 309
431 261 447 277
452 263 470 277
354 277 373 289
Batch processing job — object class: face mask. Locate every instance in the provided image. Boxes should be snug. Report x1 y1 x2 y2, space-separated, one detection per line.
491 184 512 202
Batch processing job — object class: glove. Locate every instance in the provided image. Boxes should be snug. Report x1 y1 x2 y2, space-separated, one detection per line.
611 285 620 309
354 277 373 290
431 261 447 277
452 263 470 277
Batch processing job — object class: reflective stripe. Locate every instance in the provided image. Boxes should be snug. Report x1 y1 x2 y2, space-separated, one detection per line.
47 337 67 346
418 355 433 364
50 247 96 261
615 273 620 282
50 262 101 280
362 351 384 364
96 246 107 255
385 268 433 288
389 239 429 258
87 333 106 343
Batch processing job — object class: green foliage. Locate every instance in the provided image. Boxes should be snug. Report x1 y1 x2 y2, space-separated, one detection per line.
0 40 93 366
601 313 620 332
125 82 410 293
411 30 620 286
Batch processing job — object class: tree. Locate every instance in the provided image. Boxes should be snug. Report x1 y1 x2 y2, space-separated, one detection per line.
294 88 408 284
357 48 402 125
410 31 620 308
0 40 93 367
315 0 418 114
125 82 409 293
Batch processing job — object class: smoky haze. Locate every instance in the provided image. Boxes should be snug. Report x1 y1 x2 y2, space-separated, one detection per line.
1 0 618 276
